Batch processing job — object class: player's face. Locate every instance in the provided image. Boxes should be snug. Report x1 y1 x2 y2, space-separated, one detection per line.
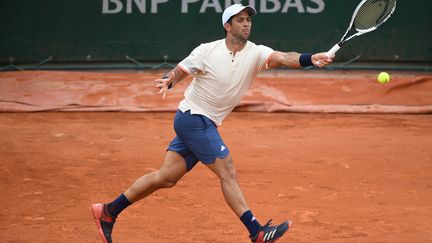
228 10 252 42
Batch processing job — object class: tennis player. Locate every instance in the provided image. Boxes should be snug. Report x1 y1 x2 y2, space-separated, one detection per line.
92 3 333 243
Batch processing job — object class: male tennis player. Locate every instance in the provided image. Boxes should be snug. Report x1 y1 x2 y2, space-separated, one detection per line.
92 3 333 243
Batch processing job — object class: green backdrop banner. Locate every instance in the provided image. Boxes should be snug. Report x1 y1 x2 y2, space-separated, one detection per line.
1 0 431 64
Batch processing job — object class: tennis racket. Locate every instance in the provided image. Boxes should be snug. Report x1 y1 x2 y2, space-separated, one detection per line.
322 0 396 59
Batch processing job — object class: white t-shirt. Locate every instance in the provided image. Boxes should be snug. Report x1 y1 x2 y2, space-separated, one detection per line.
178 39 274 125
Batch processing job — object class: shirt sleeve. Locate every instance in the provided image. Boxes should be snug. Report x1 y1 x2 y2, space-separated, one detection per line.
257 45 274 71
178 44 206 75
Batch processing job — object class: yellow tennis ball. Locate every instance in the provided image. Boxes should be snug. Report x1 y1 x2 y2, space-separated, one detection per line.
378 72 390 84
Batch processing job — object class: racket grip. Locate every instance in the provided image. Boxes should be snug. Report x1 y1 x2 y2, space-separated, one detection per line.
326 44 340 57
316 44 340 66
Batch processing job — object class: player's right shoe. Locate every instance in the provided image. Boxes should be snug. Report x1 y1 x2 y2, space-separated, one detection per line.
250 219 293 243
92 203 116 243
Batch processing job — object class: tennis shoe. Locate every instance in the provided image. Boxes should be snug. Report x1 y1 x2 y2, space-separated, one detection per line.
250 219 292 243
92 203 116 243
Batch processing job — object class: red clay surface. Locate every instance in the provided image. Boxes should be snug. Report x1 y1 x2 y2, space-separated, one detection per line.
1 112 431 242
1 69 431 242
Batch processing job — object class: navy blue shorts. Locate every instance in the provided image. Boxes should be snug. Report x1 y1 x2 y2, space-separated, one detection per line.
167 110 230 171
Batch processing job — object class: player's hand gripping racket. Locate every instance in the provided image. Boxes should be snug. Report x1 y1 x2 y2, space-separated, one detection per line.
319 0 396 63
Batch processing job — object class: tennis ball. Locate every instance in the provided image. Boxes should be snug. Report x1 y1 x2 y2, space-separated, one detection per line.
378 72 390 84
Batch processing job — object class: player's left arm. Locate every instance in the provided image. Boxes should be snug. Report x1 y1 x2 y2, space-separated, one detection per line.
155 66 189 99
267 51 333 69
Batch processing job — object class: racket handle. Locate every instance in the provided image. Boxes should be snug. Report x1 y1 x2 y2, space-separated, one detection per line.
316 44 340 66
326 44 340 57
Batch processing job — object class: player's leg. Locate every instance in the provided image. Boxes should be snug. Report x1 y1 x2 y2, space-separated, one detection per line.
124 150 187 202
171 110 293 241
173 112 261 240
205 155 261 237
206 155 292 242
205 154 248 217
91 150 187 243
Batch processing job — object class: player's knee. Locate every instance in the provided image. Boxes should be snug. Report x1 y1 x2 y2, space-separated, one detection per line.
219 159 238 182
156 174 178 188
227 168 238 182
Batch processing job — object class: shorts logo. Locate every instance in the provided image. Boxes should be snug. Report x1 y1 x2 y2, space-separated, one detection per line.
220 145 226 151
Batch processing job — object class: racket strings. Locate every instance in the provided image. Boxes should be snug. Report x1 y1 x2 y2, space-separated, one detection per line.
354 0 396 31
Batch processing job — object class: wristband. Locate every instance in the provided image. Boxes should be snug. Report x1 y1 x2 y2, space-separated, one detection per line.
299 53 313 67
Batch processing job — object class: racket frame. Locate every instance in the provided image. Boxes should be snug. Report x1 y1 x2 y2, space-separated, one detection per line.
326 0 396 57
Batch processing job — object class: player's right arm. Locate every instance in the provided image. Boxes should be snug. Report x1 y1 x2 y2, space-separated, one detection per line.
267 51 333 69
155 66 189 99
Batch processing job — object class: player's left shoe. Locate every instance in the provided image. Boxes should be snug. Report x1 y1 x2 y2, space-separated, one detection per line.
92 203 116 243
250 219 293 243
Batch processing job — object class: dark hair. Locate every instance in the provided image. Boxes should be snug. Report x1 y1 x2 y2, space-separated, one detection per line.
223 17 233 34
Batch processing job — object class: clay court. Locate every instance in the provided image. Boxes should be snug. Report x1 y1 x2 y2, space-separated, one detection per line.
1 70 432 242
